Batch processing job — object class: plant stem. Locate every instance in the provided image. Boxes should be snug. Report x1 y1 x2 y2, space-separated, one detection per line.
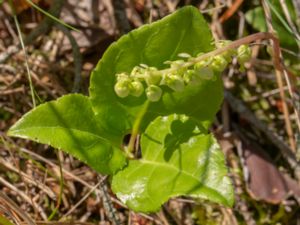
262 0 299 151
126 101 150 156
160 32 282 74
159 32 300 134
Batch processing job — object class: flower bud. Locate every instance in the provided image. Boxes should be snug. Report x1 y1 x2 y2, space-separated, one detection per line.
145 67 162 85
116 73 130 82
194 66 214 80
130 66 144 79
169 60 185 68
114 80 130 98
165 74 185 92
211 55 228 72
237 44 251 64
216 40 230 48
170 60 186 75
183 70 193 83
146 85 162 102
194 57 212 69
183 70 201 86
216 40 236 62
130 81 144 97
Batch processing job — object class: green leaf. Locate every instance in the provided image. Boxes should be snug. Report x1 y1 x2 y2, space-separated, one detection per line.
8 94 126 174
112 115 234 212
90 6 223 139
245 6 299 49
245 7 267 33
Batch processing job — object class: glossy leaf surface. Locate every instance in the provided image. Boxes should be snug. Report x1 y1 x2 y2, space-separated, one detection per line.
8 94 126 174
112 115 234 212
90 6 223 139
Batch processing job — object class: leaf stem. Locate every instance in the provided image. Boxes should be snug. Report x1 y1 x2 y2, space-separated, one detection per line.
126 101 150 157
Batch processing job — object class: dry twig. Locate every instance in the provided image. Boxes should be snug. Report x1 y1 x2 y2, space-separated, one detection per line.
262 0 300 150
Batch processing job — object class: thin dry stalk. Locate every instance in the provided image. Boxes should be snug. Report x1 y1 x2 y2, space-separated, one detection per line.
261 0 297 151
0 157 57 200
156 210 170 225
0 192 35 225
0 176 47 221
60 179 103 219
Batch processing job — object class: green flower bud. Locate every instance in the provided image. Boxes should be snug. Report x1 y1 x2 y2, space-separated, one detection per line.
130 80 144 97
146 85 162 102
116 73 130 82
216 40 236 62
170 60 187 75
164 74 185 92
130 66 144 78
216 40 232 48
169 60 184 68
183 70 201 86
194 66 214 80
145 67 162 85
183 70 193 83
211 55 228 72
237 44 251 64
221 52 233 63
114 80 130 98
194 57 212 69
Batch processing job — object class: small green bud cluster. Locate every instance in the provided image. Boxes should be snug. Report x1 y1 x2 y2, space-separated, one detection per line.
237 44 252 72
114 72 144 98
114 42 251 102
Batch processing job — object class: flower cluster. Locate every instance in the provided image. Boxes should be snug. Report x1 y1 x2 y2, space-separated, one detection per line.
114 42 251 102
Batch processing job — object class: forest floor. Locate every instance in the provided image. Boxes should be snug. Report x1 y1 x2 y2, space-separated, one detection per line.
1 0 300 224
